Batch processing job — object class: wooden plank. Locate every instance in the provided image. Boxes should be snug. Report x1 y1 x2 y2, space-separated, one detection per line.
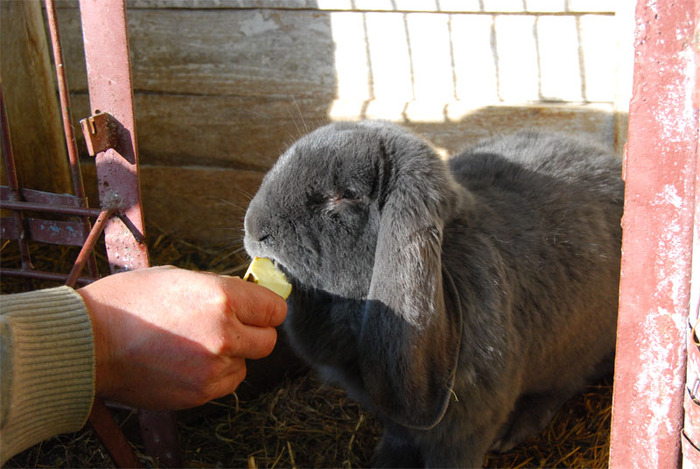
55 8 337 99
70 92 616 170
139 165 266 246
1 0 71 193
54 0 617 13
69 93 328 169
51 5 622 171
54 7 618 102
82 163 266 246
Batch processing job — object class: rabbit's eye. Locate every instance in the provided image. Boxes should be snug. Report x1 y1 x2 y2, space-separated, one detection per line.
333 189 365 206
339 189 359 201
325 189 363 212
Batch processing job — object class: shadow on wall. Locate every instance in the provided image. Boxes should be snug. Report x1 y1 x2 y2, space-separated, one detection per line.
329 10 615 113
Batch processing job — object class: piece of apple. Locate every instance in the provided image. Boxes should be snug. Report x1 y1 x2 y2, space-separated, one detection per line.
243 257 292 300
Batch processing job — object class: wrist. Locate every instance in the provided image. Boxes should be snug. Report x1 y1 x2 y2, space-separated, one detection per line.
0 286 95 462
76 284 115 400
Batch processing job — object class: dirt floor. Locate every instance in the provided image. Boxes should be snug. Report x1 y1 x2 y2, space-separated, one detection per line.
1 228 612 468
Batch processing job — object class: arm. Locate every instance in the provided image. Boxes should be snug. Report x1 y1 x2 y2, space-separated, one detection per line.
79 265 287 409
1 286 94 465
1 266 287 464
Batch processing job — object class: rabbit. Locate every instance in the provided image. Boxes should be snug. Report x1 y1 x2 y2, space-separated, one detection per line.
243 121 623 468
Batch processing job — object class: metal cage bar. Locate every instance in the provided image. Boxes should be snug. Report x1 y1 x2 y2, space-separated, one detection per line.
608 0 700 466
1 0 182 466
78 0 182 466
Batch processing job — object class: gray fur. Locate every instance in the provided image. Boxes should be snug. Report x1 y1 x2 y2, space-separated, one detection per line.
244 121 623 468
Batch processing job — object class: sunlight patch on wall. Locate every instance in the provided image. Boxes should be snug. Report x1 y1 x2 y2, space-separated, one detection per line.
327 8 620 124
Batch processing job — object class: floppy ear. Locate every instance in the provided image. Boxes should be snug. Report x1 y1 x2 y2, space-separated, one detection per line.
359 138 463 430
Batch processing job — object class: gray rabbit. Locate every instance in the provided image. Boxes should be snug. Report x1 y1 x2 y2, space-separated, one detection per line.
243 121 623 468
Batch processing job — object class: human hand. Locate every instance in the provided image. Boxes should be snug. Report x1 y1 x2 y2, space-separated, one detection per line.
77 265 287 410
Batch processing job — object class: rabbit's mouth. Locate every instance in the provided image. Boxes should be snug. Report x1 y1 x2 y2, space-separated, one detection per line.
270 257 338 296
271 259 292 280
243 232 278 265
259 256 301 287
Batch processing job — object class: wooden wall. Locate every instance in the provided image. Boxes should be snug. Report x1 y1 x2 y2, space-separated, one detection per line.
42 0 632 246
1 0 72 194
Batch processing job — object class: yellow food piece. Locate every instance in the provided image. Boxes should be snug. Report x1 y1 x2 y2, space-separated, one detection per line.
243 257 292 299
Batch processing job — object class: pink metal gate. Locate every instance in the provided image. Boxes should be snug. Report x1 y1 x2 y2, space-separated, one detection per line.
609 0 700 467
1 0 180 466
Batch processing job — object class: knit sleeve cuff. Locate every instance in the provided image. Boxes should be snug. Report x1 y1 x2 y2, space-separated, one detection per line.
1 286 95 463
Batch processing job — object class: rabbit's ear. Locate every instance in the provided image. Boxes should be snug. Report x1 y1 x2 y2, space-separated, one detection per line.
359 146 463 430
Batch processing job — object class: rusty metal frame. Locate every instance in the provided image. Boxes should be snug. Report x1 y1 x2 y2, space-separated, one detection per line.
1 0 181 466
609 0 699 467
78 1 182 465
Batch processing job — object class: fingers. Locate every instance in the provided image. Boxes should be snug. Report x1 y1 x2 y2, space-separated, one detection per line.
230 323 279 360
82 266 288 410
220 275 288 328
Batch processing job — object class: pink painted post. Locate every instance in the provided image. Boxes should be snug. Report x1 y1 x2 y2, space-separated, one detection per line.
79 1 182 466
78 0 148 273
682 3 700 466
609 0 699 467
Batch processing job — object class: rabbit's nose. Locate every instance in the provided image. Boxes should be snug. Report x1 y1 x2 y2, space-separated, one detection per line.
257 233 272 244
244 212 273 245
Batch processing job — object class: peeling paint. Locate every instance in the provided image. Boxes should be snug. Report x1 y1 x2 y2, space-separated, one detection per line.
654 184 685 208
633 310 685 466
656 48 697 145
651 183 693 317
609 0 698 466
240 11 278 36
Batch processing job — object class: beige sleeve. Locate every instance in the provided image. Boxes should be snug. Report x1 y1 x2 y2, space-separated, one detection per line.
0 286 95 464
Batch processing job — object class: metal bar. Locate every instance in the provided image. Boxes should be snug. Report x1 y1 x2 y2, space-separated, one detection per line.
78 1 181 466
0 84 33 273
79 0 149 274
138 410 182 466
0 268 94 286
608 0 699 467
43 0 86 202
44 0 99 280
1 186 90 207
0 186 98 247
1 218 92 247
89 399 143 469
80 112 119 157
0 199 103 218
0 88 20 196
682 4 700 465
65 209 114 287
